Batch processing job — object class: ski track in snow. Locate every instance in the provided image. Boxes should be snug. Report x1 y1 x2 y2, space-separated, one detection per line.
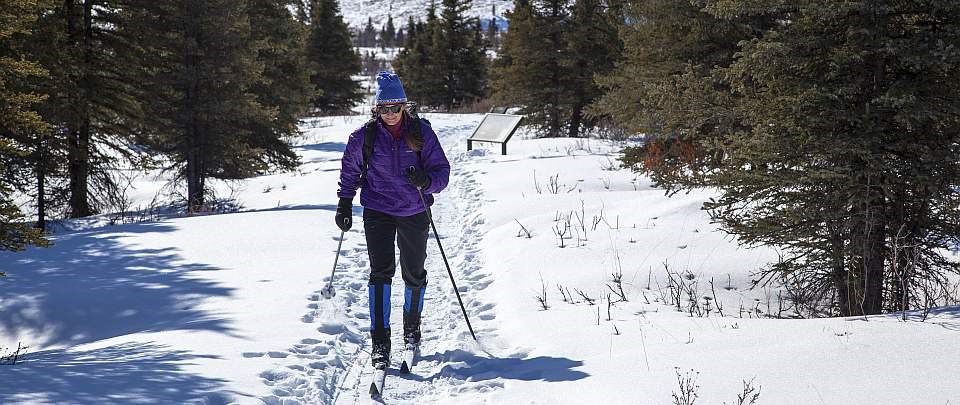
256 239 371 405
257 118 504 404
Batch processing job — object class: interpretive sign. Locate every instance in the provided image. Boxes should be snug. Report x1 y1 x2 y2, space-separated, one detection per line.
466 113 523 155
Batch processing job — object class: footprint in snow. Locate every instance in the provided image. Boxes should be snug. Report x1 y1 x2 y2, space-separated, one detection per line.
258 368 291 382
316 322 345 334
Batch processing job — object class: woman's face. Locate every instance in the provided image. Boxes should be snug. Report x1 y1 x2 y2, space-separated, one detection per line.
378 103 404 126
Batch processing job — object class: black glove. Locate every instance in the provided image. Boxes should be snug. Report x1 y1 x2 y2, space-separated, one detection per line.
335 198 352 232
405 168 431 190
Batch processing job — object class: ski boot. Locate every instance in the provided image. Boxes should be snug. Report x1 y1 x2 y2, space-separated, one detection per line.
368 283 392 398
400 286 424 374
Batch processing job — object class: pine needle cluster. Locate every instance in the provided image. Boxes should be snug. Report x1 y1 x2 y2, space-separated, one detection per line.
1 0 358 233
394 0 488 111
595 1 960 316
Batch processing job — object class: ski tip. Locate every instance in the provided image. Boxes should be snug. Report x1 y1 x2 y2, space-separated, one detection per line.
370 369 386 400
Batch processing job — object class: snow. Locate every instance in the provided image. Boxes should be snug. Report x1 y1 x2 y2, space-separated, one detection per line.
2 113 960 404
337 0 511 30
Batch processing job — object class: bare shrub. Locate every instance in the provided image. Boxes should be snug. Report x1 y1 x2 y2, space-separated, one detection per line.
672 368 700 405
0 342 28 365
709 277 725 317
515 219 532 238
601 157 619 171
575 288 596 305
730 378 761 405
535 274 549 310
553 213 572 248
547 173 561 194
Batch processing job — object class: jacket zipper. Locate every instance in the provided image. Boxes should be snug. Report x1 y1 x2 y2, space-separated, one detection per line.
393 136 400 177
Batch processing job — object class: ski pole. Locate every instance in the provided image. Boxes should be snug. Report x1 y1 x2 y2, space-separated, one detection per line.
321 230 345 299
412 181 478 341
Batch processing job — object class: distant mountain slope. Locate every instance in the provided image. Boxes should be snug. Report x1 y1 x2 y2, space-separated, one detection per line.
338 0 512 30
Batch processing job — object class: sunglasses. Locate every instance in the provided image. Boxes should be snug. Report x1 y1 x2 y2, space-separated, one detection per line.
378 104 403 114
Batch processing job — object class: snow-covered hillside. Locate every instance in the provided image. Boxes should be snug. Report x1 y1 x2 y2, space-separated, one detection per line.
2 114 959 404
338 0 511 29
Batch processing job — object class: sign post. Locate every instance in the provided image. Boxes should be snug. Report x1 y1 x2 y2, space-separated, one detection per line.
466 113 523 155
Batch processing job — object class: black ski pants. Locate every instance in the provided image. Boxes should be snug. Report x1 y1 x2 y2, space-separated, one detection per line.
364 208 429 288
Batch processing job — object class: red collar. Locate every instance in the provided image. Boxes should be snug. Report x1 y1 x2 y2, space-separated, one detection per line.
383 119 404 139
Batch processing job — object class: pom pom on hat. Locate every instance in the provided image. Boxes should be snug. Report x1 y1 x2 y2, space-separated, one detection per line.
375 71 407 105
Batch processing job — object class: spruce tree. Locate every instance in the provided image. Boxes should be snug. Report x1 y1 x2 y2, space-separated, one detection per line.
591 0 760 189
421 9 449 108
394 17 421 90
604 0 960 316
305 0 363 114
382 15 396 47
395 1 487 110
0 0 50 251
706 1 960 315
363 17 377 47
484 18 500 49
395 9 444 108
22 0 146 219
490 0 537 121
437 0 487 110
536 0 571 137
3 0 66 230
564 0 619 137
490 0 621 136
361 51 380 76
131 0 294 213
248 0 312 142
491 0 571 136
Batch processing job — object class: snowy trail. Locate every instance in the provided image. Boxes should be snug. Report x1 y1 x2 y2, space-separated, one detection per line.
6 113 960 404
259 116 504 404
363 120 504 404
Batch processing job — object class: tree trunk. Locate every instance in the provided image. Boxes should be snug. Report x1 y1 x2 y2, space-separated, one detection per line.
186 146 203 214
887 192 917 313
854 1 888 316
843 180 886 316
862 186 886 315
893 240 914 313
78 0 93 217
547 24 563 138
185 10 203 214
568 103 584 138
35 136 46 230
66 0 93 217
829 220 847 315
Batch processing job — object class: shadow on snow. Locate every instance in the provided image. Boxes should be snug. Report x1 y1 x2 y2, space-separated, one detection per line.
0 342 239 404
0 222 238 348
847 305 960 323
236 204 379 225
410 349 588 383
861 305 960 332
297 141 347 154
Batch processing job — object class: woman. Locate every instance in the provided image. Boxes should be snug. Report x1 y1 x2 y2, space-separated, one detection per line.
335 71 450 372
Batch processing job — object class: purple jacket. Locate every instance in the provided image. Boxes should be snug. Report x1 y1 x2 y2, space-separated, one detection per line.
337 117 450 217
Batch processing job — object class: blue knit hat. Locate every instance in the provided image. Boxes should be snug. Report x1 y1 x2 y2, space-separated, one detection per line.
375 71 407 105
